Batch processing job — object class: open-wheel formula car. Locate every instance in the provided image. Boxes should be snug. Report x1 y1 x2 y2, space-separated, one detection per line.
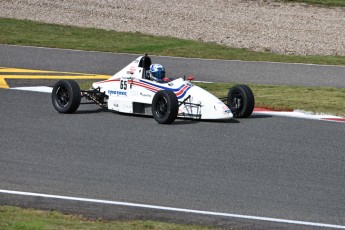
52 55 255 124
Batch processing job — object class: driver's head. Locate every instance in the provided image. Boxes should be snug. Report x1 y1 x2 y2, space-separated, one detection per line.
149 64 166 81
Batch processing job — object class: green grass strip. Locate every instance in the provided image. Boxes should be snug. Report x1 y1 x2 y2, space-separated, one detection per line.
196 82 345 116
284 0 345 7
0 206 217 230
1 18 345 65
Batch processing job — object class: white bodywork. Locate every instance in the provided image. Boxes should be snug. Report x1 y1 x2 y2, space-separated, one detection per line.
92 56 233 120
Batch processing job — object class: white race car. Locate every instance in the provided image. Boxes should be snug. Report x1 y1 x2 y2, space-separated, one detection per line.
52 55 255 124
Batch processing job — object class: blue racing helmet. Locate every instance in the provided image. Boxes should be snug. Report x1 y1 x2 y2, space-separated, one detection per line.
149 64 166 81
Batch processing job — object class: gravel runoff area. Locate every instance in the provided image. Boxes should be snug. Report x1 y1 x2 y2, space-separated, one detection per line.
1 0 345 56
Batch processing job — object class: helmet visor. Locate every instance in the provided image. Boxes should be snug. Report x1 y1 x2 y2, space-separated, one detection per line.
151 70 165 79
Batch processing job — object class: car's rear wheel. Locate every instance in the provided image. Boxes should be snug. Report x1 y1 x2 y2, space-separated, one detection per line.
52 80 81 113
152 90 178 124
227 84 255 118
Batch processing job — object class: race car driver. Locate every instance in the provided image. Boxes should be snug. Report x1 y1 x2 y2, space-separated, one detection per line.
149 64 166 82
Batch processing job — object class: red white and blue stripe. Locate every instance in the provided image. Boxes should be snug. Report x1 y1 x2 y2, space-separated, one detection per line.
133 79 191 99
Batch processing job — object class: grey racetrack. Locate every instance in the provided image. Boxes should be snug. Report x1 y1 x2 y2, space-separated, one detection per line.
1 44 345 87
1 45 345 229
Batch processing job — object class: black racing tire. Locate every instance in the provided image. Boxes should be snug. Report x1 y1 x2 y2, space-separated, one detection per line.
152 90 179 124
52 80 81 113
227 85 255 118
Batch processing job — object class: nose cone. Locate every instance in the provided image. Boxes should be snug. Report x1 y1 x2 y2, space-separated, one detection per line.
186 85 233 120
211 103 233 119
199 102 233 120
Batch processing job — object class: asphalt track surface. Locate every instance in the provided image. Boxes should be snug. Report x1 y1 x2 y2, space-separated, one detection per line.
1 45 345 229
1 44 345 87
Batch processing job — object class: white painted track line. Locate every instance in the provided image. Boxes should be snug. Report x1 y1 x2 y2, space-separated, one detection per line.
253 108 345 123
1 189 345 229
11 86 53 93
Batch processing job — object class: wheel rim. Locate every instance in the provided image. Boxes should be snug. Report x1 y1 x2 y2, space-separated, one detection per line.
56 86 70 107
155 97 168 118
232 92 243 110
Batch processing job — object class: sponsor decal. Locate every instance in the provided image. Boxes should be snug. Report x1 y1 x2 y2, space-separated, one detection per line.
140 92 152 97
223 105 231 113
108 90 127 96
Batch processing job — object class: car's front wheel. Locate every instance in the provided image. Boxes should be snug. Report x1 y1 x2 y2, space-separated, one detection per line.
152 90 178 124
227 85 255 118
52 80 81 113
